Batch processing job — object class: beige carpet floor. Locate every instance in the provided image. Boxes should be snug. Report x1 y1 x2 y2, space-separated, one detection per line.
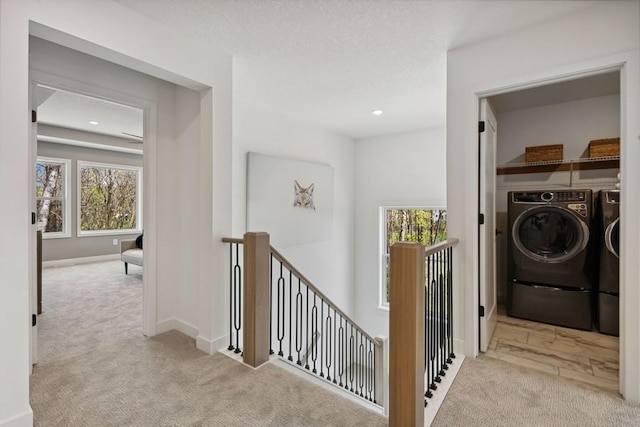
32 261 640 426
31 261 386 426
432 353 640 426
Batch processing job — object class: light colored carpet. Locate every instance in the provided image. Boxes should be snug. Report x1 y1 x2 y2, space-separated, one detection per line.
31 261 386 426
432 355 640 426
37 260 142 364
33 261 640 426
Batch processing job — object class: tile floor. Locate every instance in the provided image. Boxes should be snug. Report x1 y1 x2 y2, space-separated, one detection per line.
484 307 619 394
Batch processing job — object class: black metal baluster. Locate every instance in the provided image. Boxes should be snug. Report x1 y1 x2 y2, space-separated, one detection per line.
319 299 324 377
439 251 447 377
349 325 354 392
311 295 318 373
430 255 438 392
233 244 242 354
288 270 293 361
373 338 377 404
338 316 344 387
325 308 332 381
434 251 440 378
277 262 285 357
442 248 448 364
367 339 373 401
333 309 337 384
296 278 303 365
228 243 234 351
359 331 365 397
269 253 274 355
425 253 432 399
448 247 456 361
305 285 310 370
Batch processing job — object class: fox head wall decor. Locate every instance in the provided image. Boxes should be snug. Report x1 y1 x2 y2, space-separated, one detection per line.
293 180 316 210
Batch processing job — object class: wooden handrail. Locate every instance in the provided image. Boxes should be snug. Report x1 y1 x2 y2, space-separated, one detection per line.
424 238 459 257
222 237 379 345
269 245 380 345
222 237 243 244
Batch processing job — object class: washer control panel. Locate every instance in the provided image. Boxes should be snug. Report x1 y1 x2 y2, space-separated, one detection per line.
512 191 587 203
567 203 588 217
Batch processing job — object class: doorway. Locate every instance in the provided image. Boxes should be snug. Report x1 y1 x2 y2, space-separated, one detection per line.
28 36 162 371
478 70 622 393
33 85 146 365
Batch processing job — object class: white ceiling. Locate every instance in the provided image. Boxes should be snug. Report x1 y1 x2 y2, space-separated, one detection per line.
36 1 615 141
37 85 144 140
111 0 607 139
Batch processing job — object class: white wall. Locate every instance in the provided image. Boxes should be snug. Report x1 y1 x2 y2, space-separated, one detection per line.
353 128 446 337
0 2 231 425
447 1 639 401
233 98 355 312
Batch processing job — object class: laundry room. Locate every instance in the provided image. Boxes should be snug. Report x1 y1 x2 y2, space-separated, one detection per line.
485 70 621 390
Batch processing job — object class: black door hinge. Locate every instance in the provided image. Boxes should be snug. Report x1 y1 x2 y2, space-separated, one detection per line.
31 212 36 225
32 110 37 123
478 213 485 225
32 314 37 327
479 121 485 133
479 306 485 317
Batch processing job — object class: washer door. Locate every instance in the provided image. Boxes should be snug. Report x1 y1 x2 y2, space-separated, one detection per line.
605 217 619 259
512 206 589 263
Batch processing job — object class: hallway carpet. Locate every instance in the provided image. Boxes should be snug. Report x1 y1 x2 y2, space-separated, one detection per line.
432 355 640 426
32 261 640 426
31 261 386 426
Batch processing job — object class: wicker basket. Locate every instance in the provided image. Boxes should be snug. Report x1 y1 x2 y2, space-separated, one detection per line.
588 138 620 158
525 144 563 163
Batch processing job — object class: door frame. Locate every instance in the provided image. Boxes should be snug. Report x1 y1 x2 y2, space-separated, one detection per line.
29 69 158 339
471 61 629 393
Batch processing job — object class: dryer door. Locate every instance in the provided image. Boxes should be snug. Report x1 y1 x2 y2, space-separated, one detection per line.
512 206 589 263
605 217 619 259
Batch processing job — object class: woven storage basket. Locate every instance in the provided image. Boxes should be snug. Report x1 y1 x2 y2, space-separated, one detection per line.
588 138 620 158
525 144 563 163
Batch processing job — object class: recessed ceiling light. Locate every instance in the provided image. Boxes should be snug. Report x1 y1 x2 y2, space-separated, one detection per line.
372 110 383 116
89 120 99 125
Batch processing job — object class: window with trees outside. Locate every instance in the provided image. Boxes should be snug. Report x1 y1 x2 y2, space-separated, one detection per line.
36 157 71 238
380 207 447 307
78 161 142 235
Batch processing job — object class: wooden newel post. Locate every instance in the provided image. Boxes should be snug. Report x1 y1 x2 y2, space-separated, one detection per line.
243 232 271 368
389 242 425 427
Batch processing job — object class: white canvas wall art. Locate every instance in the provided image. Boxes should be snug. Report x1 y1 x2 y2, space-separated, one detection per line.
247 152 334 247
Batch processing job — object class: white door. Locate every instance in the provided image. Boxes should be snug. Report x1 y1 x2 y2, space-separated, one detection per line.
479 98 498 352
29 79 39 370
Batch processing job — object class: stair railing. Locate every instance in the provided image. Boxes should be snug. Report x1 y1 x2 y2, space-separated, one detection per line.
388 238 458 426
222 233 387 410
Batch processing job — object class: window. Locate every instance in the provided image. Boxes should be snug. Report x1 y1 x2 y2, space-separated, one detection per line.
36 157 71 238
380 207 447 307
78 161 142 236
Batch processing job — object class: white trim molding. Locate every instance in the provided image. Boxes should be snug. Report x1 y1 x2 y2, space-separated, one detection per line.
76 160 143 237
42 253 120 268
0 409 33 427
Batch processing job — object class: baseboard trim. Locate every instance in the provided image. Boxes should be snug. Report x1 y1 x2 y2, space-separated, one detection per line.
156 318 198 339
43 253 120 268
197 334 228 355
0 409 33 427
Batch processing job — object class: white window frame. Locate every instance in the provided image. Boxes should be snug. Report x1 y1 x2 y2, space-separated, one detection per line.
378 206 447 309
77 160 143 237
36 156 71 239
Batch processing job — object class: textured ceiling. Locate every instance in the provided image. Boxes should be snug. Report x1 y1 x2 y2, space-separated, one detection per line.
111 0 606 139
